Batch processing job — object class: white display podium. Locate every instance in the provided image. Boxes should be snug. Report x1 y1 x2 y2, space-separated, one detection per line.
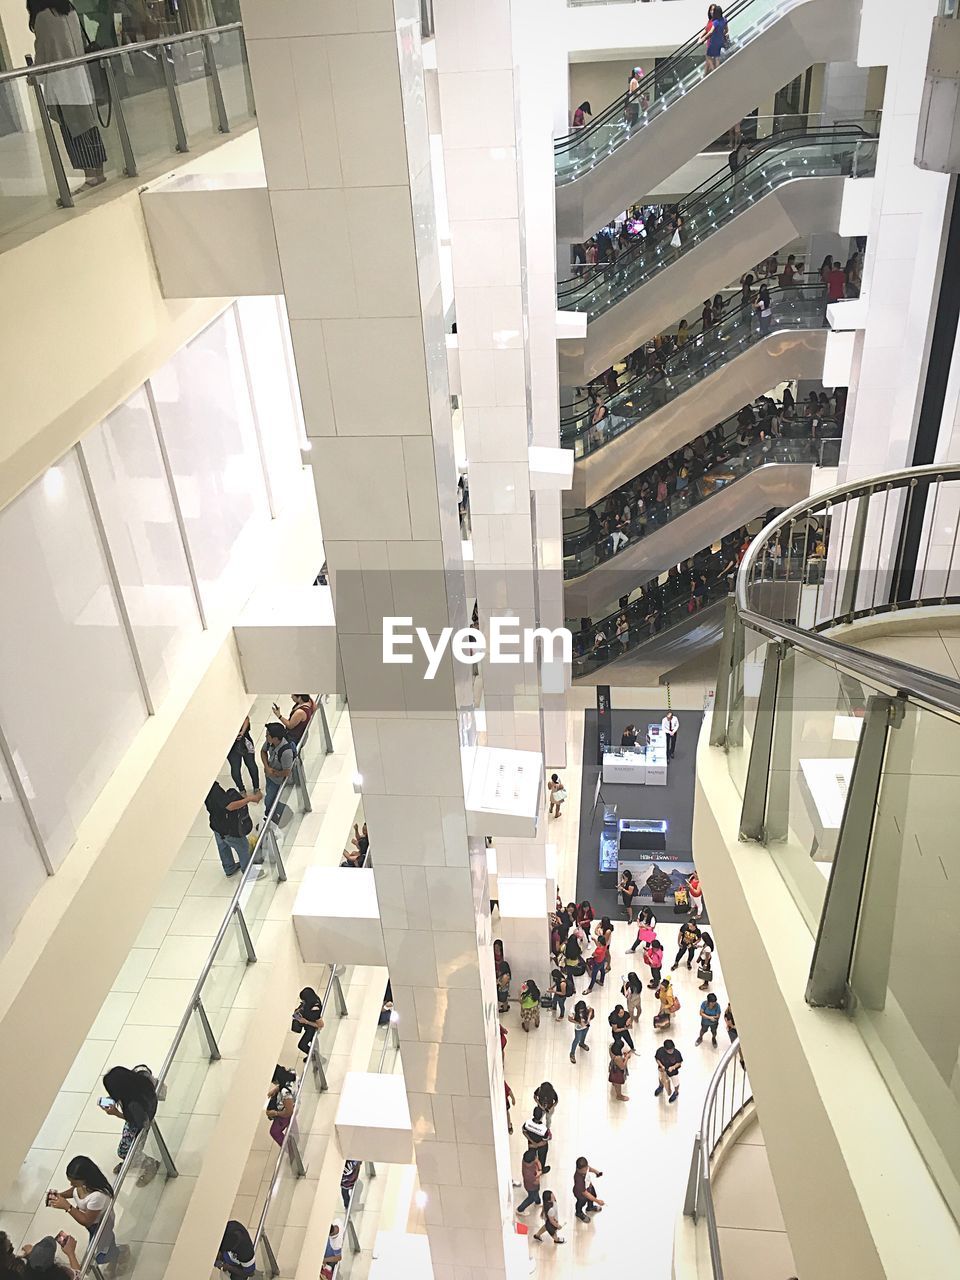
602 724 668 786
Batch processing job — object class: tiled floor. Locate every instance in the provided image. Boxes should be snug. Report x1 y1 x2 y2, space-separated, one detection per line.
714 1116 797 1279
495 689 733 1276
0 696 352 1271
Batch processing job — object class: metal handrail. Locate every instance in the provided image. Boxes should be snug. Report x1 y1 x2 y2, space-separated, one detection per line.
0 21 242 83
557 126 872 298
563 427 831 576
78 698 323 1277
254 964 345 1271
555 0 762 156
683 1036 752 1280
337 1016 401 1270
561 284 828 452
561 272 825 424
736 464 960 723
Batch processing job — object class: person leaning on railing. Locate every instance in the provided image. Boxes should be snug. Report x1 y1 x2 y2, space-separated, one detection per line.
28 0 107 191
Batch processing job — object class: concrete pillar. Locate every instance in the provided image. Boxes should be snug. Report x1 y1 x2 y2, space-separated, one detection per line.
238 3 520 1276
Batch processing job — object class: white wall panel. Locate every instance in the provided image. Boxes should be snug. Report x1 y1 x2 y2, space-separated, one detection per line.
235 297 304 514
81 387 203 708
150 310 270 625
0 452 147 868
0 748 48 957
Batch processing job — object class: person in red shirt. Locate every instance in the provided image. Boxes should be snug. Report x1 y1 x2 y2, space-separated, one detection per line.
826 260 847 303
584 939 608 992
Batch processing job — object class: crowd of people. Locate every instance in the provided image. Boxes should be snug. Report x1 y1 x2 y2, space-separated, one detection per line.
495 876 741 1243
571 526 755 664
205 696 317 879
565 391 843 572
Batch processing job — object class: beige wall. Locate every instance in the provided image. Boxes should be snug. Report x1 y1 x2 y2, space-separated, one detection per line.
693 726 960 1277
0 188 227 513
568 59 634 123
0 634 250 1195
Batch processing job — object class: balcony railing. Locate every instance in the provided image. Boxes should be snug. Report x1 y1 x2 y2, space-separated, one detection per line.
0 22 254 243
683 1037 752 1280
78 697 328 1278
711 462 960 1229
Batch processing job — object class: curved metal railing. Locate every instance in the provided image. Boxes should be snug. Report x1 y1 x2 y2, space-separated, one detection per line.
683 1037 752 1280
706 465 960 1249
734 463 960 720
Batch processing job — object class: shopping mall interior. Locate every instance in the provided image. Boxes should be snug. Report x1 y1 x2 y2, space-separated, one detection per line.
1 0 959 1277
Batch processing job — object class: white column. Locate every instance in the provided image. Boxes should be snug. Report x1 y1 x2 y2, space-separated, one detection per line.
239 4 518 1277
434 0 556 964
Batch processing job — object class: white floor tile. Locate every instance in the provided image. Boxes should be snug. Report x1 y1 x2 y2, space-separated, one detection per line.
153 870 195 911
112 948 160 994
127 978 199 1027
148 934 217 982
60 1038 116 1094
89 991 138 1041
133 908 177 950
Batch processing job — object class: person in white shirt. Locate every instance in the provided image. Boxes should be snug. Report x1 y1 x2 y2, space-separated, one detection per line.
661 712 679 760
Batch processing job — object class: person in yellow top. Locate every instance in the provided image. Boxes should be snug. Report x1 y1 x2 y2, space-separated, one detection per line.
653 976 677 1029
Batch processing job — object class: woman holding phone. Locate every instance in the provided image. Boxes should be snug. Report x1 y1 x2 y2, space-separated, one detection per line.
101 1066 159 1186
48 1155 124 1270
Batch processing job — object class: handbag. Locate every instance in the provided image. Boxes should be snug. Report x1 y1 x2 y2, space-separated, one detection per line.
553 787 567 803
608 1067 625 1085
638 926 655 943
697 967 713 982
669 996 681 1013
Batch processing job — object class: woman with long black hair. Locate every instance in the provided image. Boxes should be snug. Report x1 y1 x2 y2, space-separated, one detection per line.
28 0 107 189
49 1154 124 1269
102 1065 159 1186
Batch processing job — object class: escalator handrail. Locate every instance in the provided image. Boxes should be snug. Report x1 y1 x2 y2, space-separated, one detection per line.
560 283 827 439
557 125 873 299
561 275 824 425
572 570 736 675
555 0 762 157
563 431 828 573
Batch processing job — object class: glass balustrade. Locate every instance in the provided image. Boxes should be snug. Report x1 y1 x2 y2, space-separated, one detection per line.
255 967 351 1279
564 429 836 579
557 130 876 318
710 464 960 1224
0 22 255 243
563 285 828 458
556 0 796 182
335 1019 403 1279
66 698 328 1278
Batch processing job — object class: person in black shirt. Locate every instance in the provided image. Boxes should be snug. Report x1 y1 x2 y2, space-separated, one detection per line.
608 1004 634 1052
216 1221 255 1276
620 724 638 748
293 987 324 1060
654 1040 683 1103
205 782 262 878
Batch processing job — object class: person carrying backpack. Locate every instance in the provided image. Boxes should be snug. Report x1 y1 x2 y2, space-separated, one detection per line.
205 781 262 878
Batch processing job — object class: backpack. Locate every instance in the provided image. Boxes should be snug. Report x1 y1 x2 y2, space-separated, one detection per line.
133 1063 167 1103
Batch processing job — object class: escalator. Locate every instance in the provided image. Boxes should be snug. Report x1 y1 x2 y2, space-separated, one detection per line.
563 285 828 508
569 537 744 683
563 431 831 618
555 0 860 239
557 128 875 383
